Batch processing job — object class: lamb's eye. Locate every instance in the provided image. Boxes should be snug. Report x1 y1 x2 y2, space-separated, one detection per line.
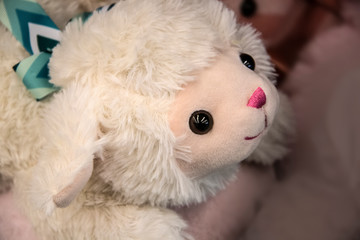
240 53 255 71
189 110 213 135
240 0 257 18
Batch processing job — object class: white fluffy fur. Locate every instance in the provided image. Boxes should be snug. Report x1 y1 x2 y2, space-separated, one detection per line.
0 0 293 239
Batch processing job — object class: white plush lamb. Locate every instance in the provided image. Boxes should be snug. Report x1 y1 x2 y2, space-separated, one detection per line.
0 0 292 239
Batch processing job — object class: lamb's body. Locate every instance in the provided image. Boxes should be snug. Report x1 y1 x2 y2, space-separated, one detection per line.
0 9 189 240
16 178 188 240
0 26 188 239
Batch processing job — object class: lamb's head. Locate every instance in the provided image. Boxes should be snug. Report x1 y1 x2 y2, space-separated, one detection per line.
33 0 286 213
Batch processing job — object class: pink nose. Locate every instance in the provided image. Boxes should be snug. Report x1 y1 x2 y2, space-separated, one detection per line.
247 87 266 108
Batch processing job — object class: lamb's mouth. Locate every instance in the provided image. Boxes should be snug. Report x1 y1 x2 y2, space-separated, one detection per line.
244 114 268 140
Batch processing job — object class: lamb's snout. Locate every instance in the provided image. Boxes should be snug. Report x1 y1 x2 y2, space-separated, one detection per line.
247 87 266 109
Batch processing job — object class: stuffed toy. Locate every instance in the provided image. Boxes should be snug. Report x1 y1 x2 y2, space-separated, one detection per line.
0 0 293 239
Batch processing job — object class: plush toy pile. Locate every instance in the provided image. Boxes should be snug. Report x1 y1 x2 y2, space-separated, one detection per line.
0 0 292 239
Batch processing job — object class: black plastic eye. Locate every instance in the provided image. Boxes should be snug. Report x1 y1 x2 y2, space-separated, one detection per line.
240 53 255 71
240 0 257 18
189 110 213 135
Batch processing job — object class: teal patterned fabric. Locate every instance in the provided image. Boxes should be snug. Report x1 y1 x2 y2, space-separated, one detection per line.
0 0 116 100
0 0 61 100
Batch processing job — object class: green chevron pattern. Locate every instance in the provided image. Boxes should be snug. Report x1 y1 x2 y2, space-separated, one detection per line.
0 0 116 100
0 0 60 100
0 0 60 55
13 52 61 99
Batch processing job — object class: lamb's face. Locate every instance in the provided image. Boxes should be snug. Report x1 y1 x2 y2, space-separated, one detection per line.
41 0 283 209
169 50 278 178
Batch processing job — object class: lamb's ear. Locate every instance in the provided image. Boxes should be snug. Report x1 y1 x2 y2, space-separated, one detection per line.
32 82 101 215
247 91 295 164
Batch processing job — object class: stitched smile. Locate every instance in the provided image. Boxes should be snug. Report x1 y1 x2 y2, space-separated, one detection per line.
244 114 268 140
